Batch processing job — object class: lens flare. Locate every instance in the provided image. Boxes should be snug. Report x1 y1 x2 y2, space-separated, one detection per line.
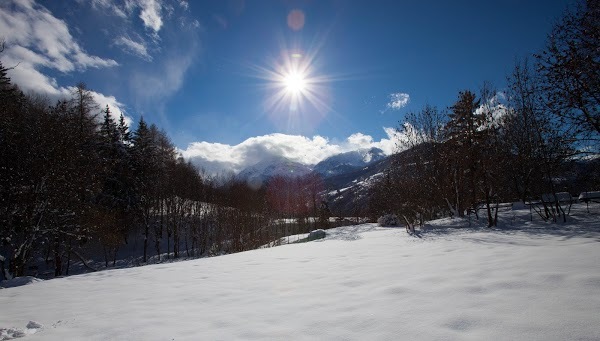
287 9 305 31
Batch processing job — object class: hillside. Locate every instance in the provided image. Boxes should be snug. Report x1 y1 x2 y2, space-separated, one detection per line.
313 147 386 177
2 205 599 340
323 156 391 215
237 157 313 185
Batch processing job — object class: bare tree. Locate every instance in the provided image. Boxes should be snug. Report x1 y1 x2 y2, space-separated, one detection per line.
503 59 575 222
537 0 599 148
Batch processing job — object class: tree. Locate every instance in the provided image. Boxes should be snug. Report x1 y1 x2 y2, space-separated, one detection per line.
0 74 41 278
303 173 325 229
443 90 484 217
131 117 158 263
537 0 599 147
385 104 448 223
503 60 575 222
475 83 508 227
96 105 136 264
318 200 331 229
117 114 131 144
99 106 120 149
0 42 21 105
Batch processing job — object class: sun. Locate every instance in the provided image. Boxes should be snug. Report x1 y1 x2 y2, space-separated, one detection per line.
251 42 335 132
283 71 306 94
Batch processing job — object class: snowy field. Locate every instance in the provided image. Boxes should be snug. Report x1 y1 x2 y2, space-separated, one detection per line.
2 205 600 340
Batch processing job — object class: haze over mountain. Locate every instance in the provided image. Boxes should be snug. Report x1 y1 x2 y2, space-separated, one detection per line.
234 147 387 189
236 156 312 186
313 147 386 177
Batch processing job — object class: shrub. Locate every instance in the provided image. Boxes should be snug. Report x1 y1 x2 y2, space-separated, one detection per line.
377 214 400 227
307 229 326 241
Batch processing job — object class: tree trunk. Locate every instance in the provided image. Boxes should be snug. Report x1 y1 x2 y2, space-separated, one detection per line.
65 238 72 276
54 238 62 277
143 221 149 263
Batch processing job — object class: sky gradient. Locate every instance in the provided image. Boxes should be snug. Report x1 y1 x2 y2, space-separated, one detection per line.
0 0 576 174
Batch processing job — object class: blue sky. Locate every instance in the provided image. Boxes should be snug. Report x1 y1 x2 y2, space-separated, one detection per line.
0 0 575 174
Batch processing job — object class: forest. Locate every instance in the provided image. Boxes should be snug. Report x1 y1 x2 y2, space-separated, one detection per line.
1 0 598 281
0 69 336 280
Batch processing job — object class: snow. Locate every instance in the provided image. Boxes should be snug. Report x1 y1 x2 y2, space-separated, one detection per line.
313 148 385 176
237 157 312 183
0 277 44 289
579 191 600 200
328 186 351 196
0 321 42 340
1 206 599 340
541 192 573 203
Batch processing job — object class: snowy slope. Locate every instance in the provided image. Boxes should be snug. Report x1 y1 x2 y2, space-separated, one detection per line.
2 206 600 340
237 156 312 184
313 147 386 177
323 156 390 214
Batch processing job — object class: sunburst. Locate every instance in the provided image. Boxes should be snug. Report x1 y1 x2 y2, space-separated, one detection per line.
243 37 340 132
263 47 332 120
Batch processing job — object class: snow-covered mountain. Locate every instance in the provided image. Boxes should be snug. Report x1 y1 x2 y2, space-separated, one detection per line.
235 149 389 206
237 156 312 184
313 147 386 177
322 156 391 215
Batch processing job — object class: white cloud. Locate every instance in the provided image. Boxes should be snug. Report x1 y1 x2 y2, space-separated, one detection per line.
87 0 165 35
79 0 199 117
386 92 410 110
90 0 128 18
138 0 163 33
347 133 374 147
178 0 189 10
0 0 118 72
114 35 152 61
180 129 400 175
0 0 130 125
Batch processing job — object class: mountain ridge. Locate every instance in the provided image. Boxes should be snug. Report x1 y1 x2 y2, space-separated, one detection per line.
313 147 386 177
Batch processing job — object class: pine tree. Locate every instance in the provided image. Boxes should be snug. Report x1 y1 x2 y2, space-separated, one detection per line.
132 117 159 262
117 113 131 144
100 106 119 147
443 90 485 216
445 91 483 149
95 105 134 264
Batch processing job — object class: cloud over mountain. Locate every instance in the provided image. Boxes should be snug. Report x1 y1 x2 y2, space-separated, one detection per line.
180 128 401 175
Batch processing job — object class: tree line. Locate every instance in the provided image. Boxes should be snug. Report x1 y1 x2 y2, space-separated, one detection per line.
0 58 331 281
370 0 599 226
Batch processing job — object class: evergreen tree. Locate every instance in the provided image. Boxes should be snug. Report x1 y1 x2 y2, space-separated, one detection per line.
96 105 136 264
117 113 131 144
443 90 484 216
99 105 119 149
132 117 159 262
